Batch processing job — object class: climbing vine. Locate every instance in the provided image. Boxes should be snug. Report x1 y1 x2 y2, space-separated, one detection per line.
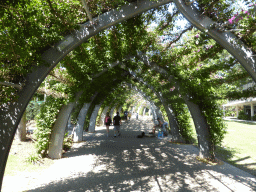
34 96 66 157
1 0 256 161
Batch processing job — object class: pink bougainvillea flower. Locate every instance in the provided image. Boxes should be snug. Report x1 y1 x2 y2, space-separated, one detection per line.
229 16 237 24
195 34 199 38
245 11 250 15
170 86 175 91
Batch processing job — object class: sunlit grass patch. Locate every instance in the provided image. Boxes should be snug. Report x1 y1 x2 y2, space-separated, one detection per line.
5 137 54 176
189 118 256 175
216 120 256 176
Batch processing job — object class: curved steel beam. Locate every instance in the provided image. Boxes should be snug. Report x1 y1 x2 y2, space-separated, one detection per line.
131 73 182 140
128 84 162 123
139 53 213 158
173 0 256 82
0 1 172 188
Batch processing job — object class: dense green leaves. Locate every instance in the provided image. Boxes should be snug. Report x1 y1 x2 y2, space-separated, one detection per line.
1 0 256 159
34 96 66 157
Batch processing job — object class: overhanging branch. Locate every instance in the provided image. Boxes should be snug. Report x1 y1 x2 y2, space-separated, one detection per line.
81 0 93 23
0 81 22 89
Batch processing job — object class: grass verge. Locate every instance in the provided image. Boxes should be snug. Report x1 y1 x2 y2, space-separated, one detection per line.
4 136 54 176
215 120 256 176
190 118 256 176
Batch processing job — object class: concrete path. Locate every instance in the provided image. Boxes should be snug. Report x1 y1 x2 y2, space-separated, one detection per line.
3 118 256 191
224 117 256 124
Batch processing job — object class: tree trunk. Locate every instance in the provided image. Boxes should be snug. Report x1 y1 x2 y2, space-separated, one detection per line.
16 111 27 141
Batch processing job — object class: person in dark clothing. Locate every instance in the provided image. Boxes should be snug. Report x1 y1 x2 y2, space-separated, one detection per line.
113 112 122 137
124 111 128 121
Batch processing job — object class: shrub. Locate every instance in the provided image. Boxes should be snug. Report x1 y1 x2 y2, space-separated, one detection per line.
63 133 73 152
237 110 250 120
26 154 41 164
34 96 65 157
172 103 194 143
224 110 236 117
26 101 43 121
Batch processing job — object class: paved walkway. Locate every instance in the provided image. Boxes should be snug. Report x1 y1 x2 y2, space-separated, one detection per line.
2 118 256 191
224 117 256 124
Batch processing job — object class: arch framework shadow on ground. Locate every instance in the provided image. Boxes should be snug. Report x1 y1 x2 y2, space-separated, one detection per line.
3 118 256 192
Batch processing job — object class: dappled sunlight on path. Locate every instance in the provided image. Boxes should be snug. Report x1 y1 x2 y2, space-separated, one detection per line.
2 118 256 191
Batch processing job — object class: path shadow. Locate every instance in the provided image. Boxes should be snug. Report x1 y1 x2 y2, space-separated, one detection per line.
26 119 256 192
216 146 256 177
215 142 256 177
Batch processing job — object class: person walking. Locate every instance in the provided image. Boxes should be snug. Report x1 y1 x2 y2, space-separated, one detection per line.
124 111 128 121
113 112 122 137
104 112 112 137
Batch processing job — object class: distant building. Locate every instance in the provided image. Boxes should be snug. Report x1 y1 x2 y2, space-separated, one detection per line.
223 82 256 120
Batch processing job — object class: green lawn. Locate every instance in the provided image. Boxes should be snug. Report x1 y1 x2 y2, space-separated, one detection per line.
190 119 256 176
215 120 256 176
5 154 52 176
